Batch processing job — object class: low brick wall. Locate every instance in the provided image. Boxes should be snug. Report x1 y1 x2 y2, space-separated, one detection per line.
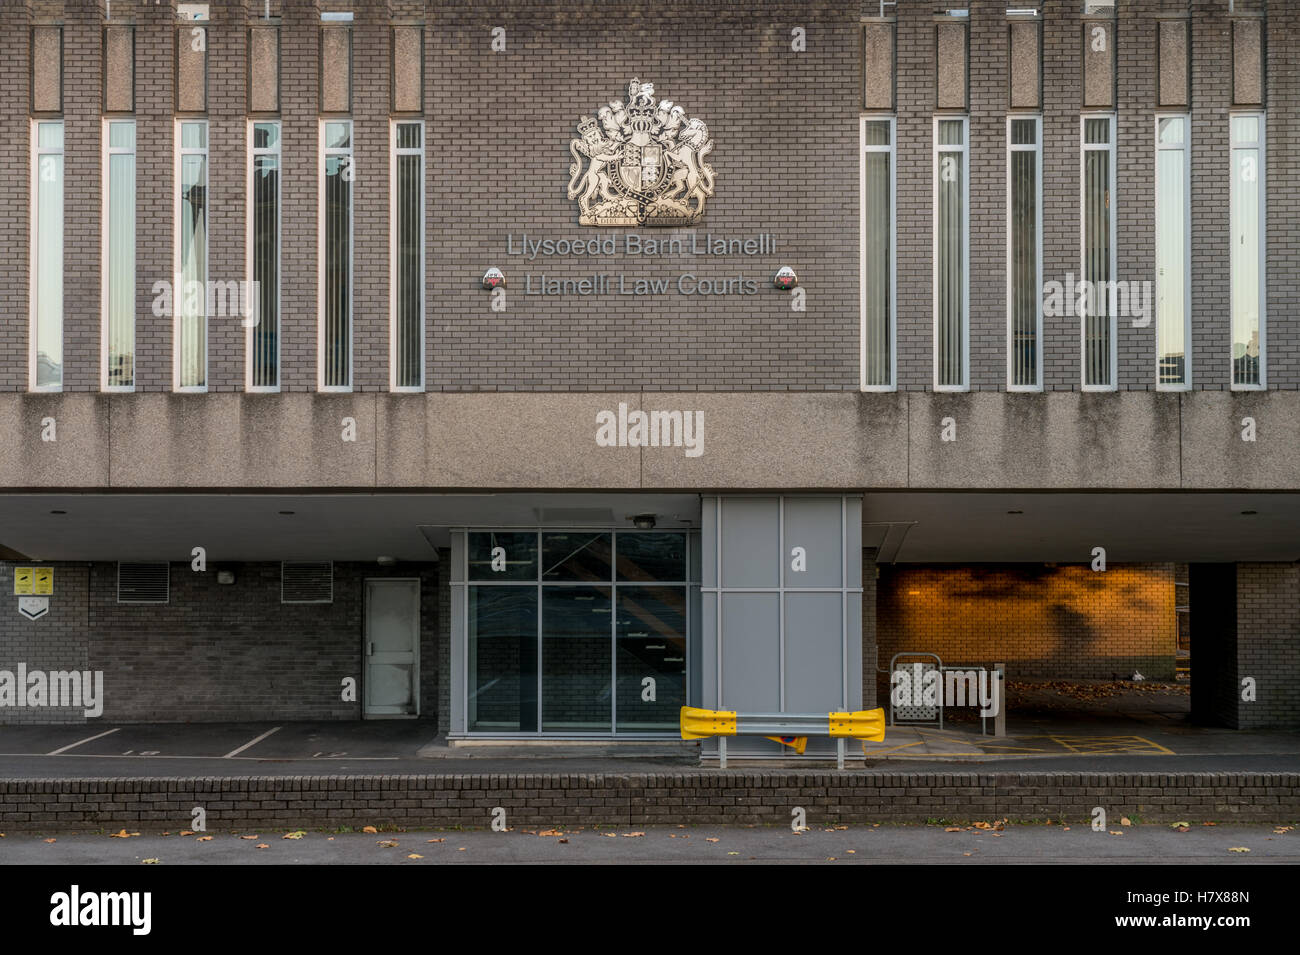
1 772 1297 830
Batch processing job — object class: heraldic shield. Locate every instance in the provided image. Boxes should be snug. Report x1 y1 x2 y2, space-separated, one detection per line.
567 79 717 226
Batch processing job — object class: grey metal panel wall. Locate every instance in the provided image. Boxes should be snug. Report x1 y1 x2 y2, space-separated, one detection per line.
702 494 864 759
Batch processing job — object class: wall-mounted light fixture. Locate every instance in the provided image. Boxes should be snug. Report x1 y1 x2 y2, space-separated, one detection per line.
773 266 797 290
631 514 657 530
217 570 236 585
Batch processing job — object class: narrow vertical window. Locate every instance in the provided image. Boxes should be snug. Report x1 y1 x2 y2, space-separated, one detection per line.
321 120 353 391
934 117 968 390
105 120 136 391
1230 113 1265 389
1155 114 1190 389
1081 114 1116 390
33 121 64 391
1008 115 1041 390
176 119 209 391
861 117 894 391
393 120 424 390
250 120 280 390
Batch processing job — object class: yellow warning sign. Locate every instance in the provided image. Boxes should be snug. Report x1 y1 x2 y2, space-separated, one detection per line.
34 567 53 595
13 567 33 595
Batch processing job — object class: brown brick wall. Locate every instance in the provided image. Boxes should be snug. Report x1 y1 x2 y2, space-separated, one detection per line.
876 563 1179 684
2 770 1296 829
1235 563 1300 729
0 559 442 724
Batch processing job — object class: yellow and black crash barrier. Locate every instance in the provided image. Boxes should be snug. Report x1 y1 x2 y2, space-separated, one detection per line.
680 706 886 768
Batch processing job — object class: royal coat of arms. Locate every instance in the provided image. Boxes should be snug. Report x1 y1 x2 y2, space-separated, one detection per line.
567 79 716 227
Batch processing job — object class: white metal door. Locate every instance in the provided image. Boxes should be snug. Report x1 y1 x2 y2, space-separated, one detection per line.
364 579 420 717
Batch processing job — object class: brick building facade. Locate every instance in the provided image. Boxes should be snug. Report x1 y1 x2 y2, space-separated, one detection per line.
1 0 1298 744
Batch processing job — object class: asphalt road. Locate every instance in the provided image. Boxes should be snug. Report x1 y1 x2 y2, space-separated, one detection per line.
2 822 1295 864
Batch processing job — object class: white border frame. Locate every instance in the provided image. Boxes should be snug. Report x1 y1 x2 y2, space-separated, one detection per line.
318 118 355 393
933 115 970 392
31 120 64 393
390 119 426 393
860 115 896 392
1006 113 1043 392
246 119 283 393
1229 110 1266 391
174 118 210 393
1154 112 1192 392
102 119 136 393
1080 112 1118 392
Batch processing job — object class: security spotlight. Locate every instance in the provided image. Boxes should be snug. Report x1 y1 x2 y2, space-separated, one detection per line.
482 267 506 289
217 570 235 585
773 266 797 290
377 556 398 566
632 514 657 530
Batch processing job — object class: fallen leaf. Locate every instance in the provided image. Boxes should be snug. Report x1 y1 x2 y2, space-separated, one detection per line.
603 832 617 838
282 831 306 840
362 826 378 834
180 830 195 836
1171 821 1191 830
944 827 962 833
727 851 739 856
1228 847 1250 853
963 852 973 856
1062 827 1071 831
426 838 445 843
43 838 56 844
538 830 564 837
196 836 213 842
458 847 466 852
826 856 836 861
255 844 269 849
407 853 423 859
1109 831 1124 836
141 858 160 864
1202 821 1217 827
109 829 138 838
706 837 720 843
1273 827 1293 835
377 840 399 848
1120 817 1132 826
846 849 856 854
834 825 848 831
558 838 569 844
240 835 258 840
621 832 645 838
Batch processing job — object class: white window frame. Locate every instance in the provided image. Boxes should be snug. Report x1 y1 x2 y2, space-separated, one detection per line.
319 118 354 393
247 119 282 393
860 115 896 392
1229 110 1266 391
102 119 136 393
1079 112 1117 392
1154 112 1192 392
390 119 426 392
1006 113 1043 392
31 120 64 393
174 118 210 393
933 115 970 392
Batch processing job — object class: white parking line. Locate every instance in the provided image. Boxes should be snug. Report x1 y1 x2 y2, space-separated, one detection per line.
223 726 282 758
46 727 120 756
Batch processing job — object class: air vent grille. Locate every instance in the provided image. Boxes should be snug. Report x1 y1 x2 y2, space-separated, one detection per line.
282 561 333 604
117 562 170 604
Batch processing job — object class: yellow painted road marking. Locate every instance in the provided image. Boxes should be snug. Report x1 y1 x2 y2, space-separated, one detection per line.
862 731 1175 758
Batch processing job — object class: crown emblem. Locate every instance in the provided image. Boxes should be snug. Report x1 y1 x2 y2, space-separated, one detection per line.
567 78 716 227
